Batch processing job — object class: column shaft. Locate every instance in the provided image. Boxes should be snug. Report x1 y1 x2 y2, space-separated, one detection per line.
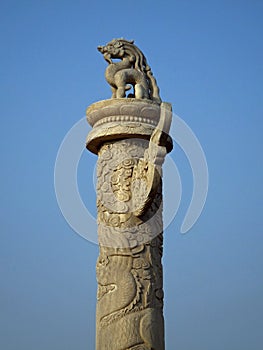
96 139 165 350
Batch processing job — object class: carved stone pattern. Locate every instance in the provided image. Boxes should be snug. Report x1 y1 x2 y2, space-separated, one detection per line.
87 98 160 127
96 139 165 350
97 39 161 104
86 99 173 156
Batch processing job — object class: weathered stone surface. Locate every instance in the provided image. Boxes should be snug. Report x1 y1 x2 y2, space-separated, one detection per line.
86 40 172 350
96 139 165 350
86 98 172 155
97 39 161 104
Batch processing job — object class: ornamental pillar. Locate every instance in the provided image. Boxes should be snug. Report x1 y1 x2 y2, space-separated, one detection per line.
86 39 172 350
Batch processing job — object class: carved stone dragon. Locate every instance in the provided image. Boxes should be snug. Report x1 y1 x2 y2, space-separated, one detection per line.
98 39 161 104
86 39 173 350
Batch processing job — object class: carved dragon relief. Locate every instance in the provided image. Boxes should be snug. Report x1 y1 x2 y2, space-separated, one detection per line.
96 241 164 350
98 39 161 104
91 39 172 350
96 138 163 349
96 103 171 349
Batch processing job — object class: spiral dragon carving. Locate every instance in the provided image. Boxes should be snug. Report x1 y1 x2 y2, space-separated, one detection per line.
86 38 173 350
98 39 161 104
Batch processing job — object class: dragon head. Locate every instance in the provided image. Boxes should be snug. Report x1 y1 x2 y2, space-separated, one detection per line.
97 38 134 63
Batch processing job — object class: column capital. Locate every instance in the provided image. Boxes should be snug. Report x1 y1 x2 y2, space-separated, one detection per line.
86 98 172 155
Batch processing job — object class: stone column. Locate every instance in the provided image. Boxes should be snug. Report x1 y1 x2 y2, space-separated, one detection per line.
86 39 172 350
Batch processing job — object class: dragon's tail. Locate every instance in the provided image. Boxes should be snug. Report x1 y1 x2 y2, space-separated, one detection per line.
146 66 161 104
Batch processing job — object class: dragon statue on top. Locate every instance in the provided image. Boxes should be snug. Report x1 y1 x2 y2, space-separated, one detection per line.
98 38 162 104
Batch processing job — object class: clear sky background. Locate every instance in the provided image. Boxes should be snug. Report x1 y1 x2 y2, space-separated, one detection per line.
1 0 263 349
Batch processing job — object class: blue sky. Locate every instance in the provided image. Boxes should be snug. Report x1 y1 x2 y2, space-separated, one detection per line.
1 0 263 349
